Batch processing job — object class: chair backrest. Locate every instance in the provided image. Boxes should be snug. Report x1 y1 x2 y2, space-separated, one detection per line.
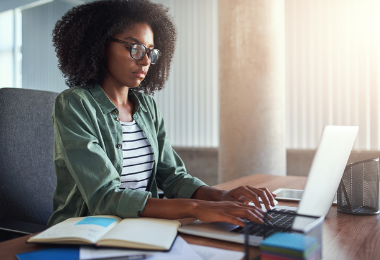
0 88 58 226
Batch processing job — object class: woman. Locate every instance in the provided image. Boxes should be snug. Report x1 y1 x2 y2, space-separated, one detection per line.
48 0 276 227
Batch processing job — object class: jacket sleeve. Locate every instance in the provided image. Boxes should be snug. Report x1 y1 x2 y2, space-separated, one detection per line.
148 98 208 198
53 93 150 219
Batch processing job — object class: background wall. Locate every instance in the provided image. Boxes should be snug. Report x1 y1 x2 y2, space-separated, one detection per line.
285 0 380 150
150 0 219 148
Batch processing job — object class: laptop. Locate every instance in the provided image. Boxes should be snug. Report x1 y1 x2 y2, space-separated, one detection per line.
178 125 359 245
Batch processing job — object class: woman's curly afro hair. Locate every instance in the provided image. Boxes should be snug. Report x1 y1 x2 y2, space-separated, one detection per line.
53 0 177 95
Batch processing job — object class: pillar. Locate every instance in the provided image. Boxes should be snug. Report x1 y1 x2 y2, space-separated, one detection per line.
219 0 286 182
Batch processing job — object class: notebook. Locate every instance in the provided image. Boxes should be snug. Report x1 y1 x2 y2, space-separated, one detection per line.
178 125 359 245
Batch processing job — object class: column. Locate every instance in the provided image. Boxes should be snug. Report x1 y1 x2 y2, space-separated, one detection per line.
219 0 286 182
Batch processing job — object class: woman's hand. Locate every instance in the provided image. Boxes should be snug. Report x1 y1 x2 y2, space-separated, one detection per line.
220 186 276 210
193 200 265 227
192 186 277 210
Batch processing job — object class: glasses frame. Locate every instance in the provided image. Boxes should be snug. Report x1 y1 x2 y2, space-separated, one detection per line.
109 37 162 65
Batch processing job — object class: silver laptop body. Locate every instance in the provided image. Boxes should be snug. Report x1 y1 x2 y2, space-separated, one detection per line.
178 125 359 245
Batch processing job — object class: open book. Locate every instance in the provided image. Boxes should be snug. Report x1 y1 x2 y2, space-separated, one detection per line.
27 215 180 251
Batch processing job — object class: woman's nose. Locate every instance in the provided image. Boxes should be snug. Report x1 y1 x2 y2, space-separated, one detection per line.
138 52 150 66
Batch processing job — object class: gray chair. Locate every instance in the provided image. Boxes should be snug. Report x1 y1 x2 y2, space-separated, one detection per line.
0 88 58 242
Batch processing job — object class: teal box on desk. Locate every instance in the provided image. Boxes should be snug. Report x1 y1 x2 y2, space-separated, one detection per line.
260 233 321 260
244 210 324 258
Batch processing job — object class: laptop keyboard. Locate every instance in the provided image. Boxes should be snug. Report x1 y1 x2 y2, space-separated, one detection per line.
231 208 297 237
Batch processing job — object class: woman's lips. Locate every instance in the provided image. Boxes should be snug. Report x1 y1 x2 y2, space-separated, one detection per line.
133 71 146 79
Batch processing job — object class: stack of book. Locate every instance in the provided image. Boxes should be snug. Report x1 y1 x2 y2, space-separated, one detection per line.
260 233 321 260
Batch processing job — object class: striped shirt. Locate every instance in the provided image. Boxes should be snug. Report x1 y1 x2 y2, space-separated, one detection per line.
119 120 154 191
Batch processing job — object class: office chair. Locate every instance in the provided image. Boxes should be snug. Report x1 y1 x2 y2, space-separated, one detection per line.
0 88 58 242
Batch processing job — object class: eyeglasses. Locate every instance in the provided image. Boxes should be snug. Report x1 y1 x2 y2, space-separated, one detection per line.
109 37 162 65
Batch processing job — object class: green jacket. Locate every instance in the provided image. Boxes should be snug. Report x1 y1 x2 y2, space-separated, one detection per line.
48 84 206 226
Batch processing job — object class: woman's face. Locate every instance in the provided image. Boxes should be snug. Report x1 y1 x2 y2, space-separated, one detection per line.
104 23 154 88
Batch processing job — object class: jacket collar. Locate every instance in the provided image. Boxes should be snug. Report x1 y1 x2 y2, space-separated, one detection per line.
88 84 147 114
129 90 148 113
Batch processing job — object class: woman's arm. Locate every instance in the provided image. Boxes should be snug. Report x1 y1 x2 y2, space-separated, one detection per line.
140 185 277 226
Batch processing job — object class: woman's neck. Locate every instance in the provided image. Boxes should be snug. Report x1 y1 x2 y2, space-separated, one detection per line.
101 82 135 122
104 87 129 105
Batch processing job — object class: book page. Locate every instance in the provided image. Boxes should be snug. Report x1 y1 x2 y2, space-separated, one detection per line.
80 236 203 260
98 218 180 250
29 215 121 244
190 244 245 260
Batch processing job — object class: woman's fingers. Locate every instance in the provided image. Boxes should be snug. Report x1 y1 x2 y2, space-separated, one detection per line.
195 201 267 226
245 186 276 210
238 195 253 204
230 186 262 207
223 207 266 226
259 187 277 207
222 186 276 210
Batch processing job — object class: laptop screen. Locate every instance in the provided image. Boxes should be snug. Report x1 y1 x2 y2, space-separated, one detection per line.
297 125 359 217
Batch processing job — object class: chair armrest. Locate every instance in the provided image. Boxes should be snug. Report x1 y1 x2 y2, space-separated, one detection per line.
0 220 47 235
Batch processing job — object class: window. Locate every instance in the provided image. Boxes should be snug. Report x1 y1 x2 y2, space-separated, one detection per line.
0 9 22 88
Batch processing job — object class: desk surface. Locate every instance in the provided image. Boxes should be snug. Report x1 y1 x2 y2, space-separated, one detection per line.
1 174 379 260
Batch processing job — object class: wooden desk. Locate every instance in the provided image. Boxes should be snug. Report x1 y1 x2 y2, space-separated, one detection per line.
1 174 379 260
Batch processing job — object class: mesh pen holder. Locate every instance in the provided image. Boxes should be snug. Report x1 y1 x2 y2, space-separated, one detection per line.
337 158 380 215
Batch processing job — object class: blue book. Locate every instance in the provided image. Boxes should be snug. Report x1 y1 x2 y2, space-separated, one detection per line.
16 247 79 260
260 233 319 258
